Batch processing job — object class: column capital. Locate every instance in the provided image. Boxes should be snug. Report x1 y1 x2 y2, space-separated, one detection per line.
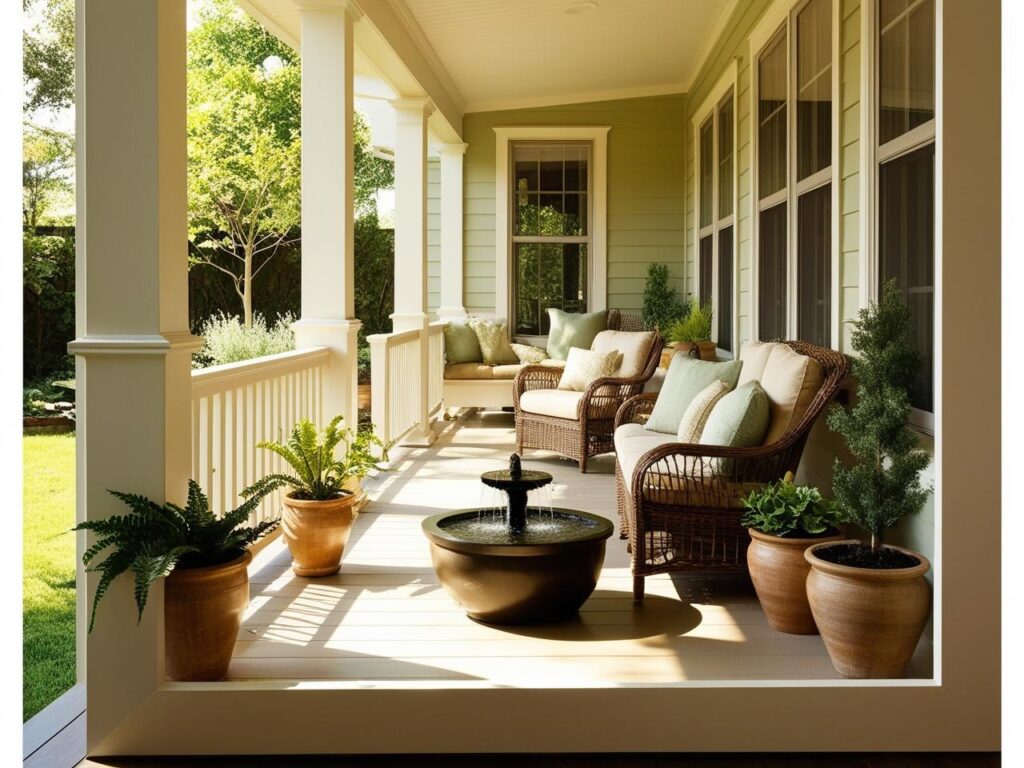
437 142 469 156
294 0 363 22
390 97 435 119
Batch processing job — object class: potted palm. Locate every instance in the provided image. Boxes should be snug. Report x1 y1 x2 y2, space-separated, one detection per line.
666 298 716 361
76 479 280 681
252 415 390 577
806 280 933 678
740 473 846 634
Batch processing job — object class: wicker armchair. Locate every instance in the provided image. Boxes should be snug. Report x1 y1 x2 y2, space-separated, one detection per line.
513 313 663 473
614 341 849 600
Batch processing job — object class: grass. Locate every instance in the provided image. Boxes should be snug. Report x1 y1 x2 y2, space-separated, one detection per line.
23 431 77 722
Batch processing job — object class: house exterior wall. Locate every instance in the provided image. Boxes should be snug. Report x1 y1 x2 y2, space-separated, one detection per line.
428 156 441 314
461 95 688 317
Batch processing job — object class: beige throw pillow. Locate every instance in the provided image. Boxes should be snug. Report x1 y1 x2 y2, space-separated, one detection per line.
510 343 549 364
468 318 520 365
676 379 731 442
557 347 620 392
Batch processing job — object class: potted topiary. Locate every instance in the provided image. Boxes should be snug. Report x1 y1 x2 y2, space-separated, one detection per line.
640 263 687 367
76 479 280 681
666 297 716 361
806 279 933 678
740 473 847 634
252 415 390 577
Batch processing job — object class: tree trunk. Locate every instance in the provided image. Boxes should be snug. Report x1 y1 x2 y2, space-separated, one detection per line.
243 241 254 328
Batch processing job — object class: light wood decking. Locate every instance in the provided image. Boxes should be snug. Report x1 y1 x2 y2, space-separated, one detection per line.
230 411 932 685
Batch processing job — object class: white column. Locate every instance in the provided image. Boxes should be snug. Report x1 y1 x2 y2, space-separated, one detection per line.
436 143 469 321
391 97 436 445
70 0 200 752
292 1 362 431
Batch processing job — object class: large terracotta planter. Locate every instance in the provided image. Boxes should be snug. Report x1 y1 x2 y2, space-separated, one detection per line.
805 540 931 678
164 550 251 682
282 491 356 577
747 528 843 634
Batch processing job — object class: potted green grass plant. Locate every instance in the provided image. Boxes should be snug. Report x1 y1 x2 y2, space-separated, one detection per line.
666 297 715 361
251 415 390 577
740 473 847 634
806 279 933 678
75 479 280 681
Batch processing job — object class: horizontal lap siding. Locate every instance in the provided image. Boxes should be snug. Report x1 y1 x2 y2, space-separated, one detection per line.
840 0 862 354
462 95 687 316
427 158 441 315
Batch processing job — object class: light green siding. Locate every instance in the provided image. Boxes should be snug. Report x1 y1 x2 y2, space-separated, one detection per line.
461 95 687 316
428 157 441 314
840 0 862 353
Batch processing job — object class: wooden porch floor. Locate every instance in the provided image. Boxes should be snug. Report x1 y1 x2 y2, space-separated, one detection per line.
229 410 933 685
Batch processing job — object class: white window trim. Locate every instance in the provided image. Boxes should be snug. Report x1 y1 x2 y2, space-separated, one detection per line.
493 126 610 324
748 0 841 349
692 60 739 354
860 0 940 433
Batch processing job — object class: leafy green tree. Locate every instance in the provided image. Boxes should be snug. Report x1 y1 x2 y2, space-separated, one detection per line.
23 0 75 115
641 263 686 337
23 124 74 228
827 279 931 551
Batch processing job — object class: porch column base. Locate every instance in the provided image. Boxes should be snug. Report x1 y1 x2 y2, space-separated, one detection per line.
390 312 437 447
292 317 361 430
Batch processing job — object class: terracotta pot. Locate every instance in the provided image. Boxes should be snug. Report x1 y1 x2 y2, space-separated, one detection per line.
282 491 356 577
747 528 843 634
805 540 931 678
164 550 251 682
673 341 717 362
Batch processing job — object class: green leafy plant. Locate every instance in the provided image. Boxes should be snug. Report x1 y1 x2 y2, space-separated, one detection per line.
826 279 931 551
250 415 391 501
740 474 847 537
195 311 296 367
75 479 281 632
640 263 687 338
666 297 713 343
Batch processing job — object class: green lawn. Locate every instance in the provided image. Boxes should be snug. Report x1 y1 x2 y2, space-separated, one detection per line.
23 432 77 722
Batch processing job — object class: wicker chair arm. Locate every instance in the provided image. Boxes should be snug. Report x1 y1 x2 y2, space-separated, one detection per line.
512 364 564 406
614 393 660 430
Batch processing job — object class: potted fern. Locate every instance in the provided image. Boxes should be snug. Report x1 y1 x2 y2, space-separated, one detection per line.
666 297 715 362
806 280 932 678
740 474 846 635
75 479 280 681
252 415 390 577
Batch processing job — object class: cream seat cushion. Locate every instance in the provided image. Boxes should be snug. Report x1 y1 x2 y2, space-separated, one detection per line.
738 341 824 445
519 389 619 421
590 330 658 379
445 363 525 380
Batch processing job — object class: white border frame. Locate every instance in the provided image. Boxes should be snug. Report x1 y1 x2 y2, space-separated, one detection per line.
493 126 610 324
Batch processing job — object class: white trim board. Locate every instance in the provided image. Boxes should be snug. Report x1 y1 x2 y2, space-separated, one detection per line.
492 126 610 323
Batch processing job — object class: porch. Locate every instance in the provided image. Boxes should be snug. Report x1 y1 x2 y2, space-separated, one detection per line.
230 410 932 685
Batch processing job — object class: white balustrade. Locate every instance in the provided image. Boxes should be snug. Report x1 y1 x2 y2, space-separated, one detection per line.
190 347 331 525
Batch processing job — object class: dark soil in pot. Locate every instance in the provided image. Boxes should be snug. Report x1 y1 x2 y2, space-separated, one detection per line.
814 542 921 569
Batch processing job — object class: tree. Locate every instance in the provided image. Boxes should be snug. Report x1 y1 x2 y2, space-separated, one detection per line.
23 0 75 115
640 263 686 337
826 279 931 551
187 0 393 327
23 124 74 228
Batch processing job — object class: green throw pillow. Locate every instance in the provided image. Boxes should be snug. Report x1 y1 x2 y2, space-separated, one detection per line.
546 309 607 361
644 356 743 434
700 380 771 448
443 321 483 364
469 318 520 365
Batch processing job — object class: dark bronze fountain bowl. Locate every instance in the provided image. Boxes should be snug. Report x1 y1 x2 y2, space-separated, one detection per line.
422 507 614 625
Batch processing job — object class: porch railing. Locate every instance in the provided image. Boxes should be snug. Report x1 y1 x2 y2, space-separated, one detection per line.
368 321 445 446
190 347 331 525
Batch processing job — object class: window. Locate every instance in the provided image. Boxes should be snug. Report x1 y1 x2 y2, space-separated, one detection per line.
511 142 590 335
696 87 737 353
754 0 836 347
875 0 935 415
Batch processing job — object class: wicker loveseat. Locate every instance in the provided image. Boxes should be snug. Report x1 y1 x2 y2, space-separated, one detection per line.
613 340 848 600
513 317 663 473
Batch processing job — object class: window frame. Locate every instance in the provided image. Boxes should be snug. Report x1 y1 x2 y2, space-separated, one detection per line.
692 61 739 356
749 0 841 349
862 0 938 432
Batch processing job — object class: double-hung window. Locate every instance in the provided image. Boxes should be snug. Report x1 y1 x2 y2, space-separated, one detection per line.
696 85 737 354
754 0 837 347
873 0 936 419
511 142 591 336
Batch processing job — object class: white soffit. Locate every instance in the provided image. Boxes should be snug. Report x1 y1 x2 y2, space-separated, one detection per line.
399 0 735 112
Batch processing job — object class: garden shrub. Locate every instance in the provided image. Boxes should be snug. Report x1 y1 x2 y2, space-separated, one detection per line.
196 312 296 367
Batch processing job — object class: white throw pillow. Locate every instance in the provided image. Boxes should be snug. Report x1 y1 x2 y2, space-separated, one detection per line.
676 379 731 442
557 347 620 392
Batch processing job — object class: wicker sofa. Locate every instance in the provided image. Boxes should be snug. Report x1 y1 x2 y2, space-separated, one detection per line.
612 340 849 600
442 309 638 411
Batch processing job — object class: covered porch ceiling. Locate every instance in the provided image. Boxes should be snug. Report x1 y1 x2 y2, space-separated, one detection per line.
235 0 737 151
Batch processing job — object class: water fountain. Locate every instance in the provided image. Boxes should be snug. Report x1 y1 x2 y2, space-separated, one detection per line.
422 454 614 624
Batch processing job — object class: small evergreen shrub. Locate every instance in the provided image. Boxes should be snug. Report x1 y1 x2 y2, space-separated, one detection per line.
640 263 686 337
666 298 713 343
197 312 296 367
